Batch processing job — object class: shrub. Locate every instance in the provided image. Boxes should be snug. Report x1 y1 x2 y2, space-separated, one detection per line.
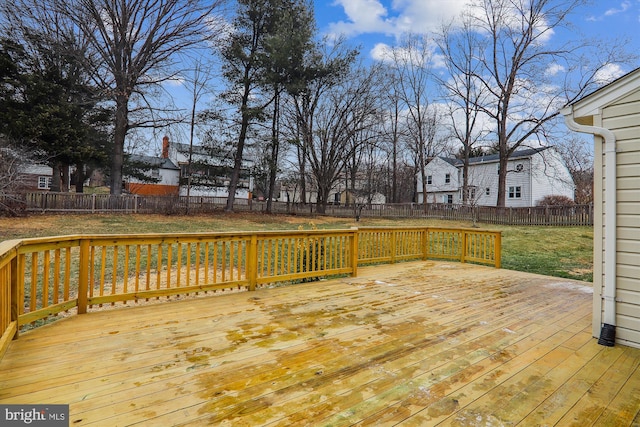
536 195 576 207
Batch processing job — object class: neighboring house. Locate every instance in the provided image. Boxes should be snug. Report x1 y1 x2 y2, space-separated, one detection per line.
124 154 180 196
417 146 575 207
123 136 254 199
167 137 253 199
20 164 54 191
562 66 640 349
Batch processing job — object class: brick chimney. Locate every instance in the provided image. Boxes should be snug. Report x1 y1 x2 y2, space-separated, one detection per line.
162 136 169 159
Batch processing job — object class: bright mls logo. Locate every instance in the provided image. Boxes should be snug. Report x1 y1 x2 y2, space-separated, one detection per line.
1 405 68 426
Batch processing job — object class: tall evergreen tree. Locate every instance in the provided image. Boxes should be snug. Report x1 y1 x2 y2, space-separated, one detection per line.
0 35 110 192
260 0 315 212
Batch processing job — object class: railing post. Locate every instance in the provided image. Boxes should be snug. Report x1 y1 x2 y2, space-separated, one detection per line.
10 255 19 340
421 228 428 261
350 227 358 277
248 235 258 291
460 231 467 263
391 231 397 264
495 232 502 268
78 239 89 314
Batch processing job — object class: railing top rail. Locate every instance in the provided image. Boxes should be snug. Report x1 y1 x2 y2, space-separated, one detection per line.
357 226 502 234
1 226 503 257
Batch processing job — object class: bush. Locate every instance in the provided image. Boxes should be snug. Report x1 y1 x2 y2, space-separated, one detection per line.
536 195 576 207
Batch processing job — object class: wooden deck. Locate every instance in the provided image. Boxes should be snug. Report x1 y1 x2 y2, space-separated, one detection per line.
1 261 639 426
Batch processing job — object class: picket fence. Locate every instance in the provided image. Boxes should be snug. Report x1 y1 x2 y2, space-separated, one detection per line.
0 192 593 226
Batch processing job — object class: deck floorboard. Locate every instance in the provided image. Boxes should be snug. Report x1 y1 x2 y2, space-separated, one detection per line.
1 261 639 426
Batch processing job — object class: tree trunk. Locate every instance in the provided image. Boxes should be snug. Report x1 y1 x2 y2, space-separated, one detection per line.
75 163 85 193
226 118 248 212
496 155 508 207
61 164 70 192
111 94 129 195
316 187 329 214
50 162 61 192
266 88 280 214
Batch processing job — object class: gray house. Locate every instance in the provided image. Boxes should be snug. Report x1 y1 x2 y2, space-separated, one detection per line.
562 67 640 348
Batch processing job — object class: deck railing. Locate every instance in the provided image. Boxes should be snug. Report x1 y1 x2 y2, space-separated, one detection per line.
0 226 500 359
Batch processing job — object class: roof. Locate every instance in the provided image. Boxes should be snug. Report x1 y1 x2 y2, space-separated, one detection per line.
562 67 640 119
439 146 552 167
174 142 228 159
128 154 180 170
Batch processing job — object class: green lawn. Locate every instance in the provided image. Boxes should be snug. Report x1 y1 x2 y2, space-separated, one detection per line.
0 212 593 282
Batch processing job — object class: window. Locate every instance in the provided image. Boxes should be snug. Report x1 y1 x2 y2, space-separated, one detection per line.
445 173 450 184
38 176 52 190
508 186 521 199
468 187 476 200
485 188 490 196
447 194 453 204
427 175 432 185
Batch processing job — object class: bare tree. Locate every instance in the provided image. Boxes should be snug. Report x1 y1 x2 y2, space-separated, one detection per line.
469 0 634 207
58 0 226 195
378 67 403 203
436 15 489 205
289 37 358 210
387 33 448 209
304 62 382 214
556 135 594 204
183 60 214 213
0 142 40 215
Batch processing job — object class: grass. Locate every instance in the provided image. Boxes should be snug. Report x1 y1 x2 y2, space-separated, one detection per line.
0 212 594 282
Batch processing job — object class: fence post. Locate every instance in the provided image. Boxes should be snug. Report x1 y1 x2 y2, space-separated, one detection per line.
248 235 258 291
350 227 358 277
78 239 89 314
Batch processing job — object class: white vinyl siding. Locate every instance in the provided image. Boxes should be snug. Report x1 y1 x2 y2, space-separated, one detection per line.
599 86 640 348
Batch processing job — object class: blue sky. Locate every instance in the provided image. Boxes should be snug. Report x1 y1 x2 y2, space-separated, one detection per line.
313 0 640 78
156 1 639 154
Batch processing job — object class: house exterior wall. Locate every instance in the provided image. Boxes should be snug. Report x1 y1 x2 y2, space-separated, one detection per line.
599 88 640 348
417 157 460 204
125 167 180 196
529 149 575 205
170 142 252 198
20 165 53 191
417 148 574 207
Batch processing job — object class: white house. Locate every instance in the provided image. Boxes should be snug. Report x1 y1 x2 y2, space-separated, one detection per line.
562 66 640 348
124 137 254 199
167 137 254 199
123 153 180 196
417 146 575 207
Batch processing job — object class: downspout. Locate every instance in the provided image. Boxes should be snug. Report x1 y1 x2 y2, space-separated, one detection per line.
562 106 617 346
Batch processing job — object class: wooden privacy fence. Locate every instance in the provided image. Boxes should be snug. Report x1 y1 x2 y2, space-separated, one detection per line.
0 226 501 358
3 192 593 226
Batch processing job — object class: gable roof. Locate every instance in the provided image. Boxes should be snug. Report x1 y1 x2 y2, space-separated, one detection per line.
128 154 180 170
562 67 640 120
438 146 551 167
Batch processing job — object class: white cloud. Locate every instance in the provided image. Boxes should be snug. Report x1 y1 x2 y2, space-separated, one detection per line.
371 43 394 62
586 1 632 21
594 63 626 85
604 1 631 16
545 63 566 77
327 0 396 38
326 0 473 40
